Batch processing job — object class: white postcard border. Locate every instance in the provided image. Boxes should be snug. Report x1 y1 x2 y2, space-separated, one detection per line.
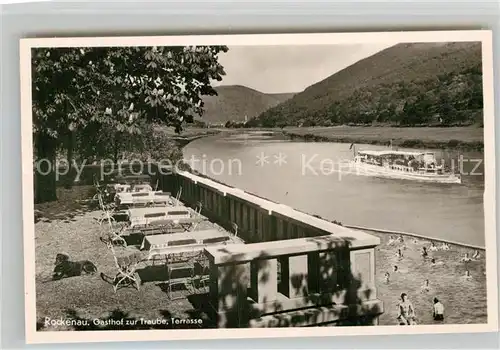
20 30 498 344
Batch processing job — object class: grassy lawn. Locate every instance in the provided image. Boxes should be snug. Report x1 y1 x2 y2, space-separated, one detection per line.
281 126 484 150
34 187 486 331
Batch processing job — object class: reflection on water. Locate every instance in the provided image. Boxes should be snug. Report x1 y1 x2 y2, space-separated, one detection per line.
183 132 485 247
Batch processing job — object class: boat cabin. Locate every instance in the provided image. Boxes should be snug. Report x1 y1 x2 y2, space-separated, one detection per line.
355 150 444 174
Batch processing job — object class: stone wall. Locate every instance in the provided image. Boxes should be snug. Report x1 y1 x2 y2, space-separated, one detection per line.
160 169 384 327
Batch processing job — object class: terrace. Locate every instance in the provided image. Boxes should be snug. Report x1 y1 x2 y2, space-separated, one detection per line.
34 171 487 330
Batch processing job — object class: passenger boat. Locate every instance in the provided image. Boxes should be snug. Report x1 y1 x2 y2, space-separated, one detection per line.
350 148 461 184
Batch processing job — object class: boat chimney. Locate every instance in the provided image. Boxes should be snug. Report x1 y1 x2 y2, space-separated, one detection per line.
349 143 356 157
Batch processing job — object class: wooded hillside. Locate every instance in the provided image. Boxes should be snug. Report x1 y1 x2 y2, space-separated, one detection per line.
250 42 483 128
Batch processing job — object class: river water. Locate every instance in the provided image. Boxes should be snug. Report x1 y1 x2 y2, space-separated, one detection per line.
183 132 485 247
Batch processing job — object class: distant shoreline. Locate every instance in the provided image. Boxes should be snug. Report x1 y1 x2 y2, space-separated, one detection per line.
277 126 484 152
347 224 485 250
176 125 484 152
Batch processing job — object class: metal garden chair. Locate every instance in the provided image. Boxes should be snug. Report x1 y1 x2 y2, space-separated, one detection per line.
105 242 142 292
95 193 117 226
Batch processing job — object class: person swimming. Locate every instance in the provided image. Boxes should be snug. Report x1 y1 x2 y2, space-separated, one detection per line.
398 235 404 243
431 258 444 266
421 279 430 292
388 235 397 245
460 253 472 262
396 249 404 259
384 272 390 284
393 265 399 272
421 247 428 258
463 270 472 279
472 250 481 260
429 242 438 251
440 242 450 251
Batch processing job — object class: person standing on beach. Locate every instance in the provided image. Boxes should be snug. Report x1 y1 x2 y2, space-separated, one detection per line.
472 250 481 259
397 293 416 325
396 248 403 259
433 297 445 321
421 247 428 258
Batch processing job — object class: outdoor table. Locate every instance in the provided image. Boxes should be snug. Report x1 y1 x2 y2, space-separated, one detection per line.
141 229 239 259
113 174 152 184
127 206 190 228
115 191 172 207
138 217 206 236
139 224 186 237
108 184 131 193
131 184 153 192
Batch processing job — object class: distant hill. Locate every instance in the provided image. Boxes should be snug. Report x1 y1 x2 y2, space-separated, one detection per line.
199 85 295 124
250 42 483 128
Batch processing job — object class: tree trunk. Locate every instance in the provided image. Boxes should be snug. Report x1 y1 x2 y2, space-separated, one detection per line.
35 133 58 203
113 133 121 164
64 130 75 189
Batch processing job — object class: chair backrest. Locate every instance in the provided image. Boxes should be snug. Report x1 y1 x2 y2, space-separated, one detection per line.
104 211 115 230
93 174 100 188
132 192 149 197
97 194 107 211
148 219 172 227
167 210 190 216
202 236 231 244
115 252 142 269
144 212 166 218
232 223 239 237
140 226 164 235
195 201 203 215
106 242 122 269
175 187 183 205
116 185 130 193
134 185 151 192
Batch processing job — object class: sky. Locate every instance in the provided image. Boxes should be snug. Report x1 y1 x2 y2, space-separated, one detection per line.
212 43 396 94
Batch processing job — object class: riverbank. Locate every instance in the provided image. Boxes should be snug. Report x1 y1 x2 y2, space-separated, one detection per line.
279 126 484 151
157 126 223 147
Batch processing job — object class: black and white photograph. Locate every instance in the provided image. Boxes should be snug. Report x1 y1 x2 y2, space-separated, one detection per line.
20 31 497 343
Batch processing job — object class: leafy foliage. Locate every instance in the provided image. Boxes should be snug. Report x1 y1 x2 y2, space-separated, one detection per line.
32 45 228 202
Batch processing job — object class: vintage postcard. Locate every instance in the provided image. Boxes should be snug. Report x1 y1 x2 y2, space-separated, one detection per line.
20 31 498 344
